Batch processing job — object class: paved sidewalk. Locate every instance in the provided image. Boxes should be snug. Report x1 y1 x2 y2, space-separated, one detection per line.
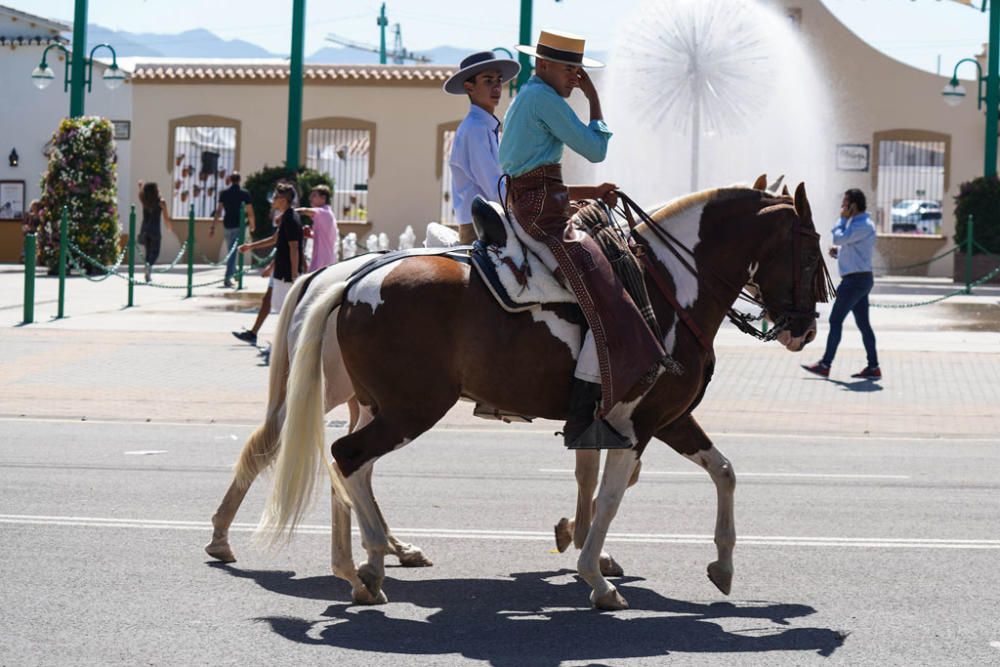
2 265 999 439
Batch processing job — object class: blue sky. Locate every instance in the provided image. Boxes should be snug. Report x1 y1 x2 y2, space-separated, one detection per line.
16 0 990 78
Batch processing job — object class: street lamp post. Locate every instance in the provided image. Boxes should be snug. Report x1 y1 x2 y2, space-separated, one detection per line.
516 0 533 90
286 0 306 170
942 0 1000 178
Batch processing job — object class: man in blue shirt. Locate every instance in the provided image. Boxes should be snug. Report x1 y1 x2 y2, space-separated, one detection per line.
210 172 256 288
444 51 520 244
803 188 881 379
500 30 664 448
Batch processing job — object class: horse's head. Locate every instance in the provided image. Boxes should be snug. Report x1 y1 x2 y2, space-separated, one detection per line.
748 182 832 352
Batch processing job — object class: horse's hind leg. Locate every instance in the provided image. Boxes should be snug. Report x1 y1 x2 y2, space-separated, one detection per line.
365 465 433 567
206 409 283 562
656 415 736 595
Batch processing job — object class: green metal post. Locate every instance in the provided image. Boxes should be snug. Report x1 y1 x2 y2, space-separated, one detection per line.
127 205 136 307
57 206 68 319
286 0 306 170
516 0 533 90
986 0 1000 177
69 0 88 117
237 206 246 291
965 214 975 293
23 234 36 324
186 205 195 298
377 3 388 65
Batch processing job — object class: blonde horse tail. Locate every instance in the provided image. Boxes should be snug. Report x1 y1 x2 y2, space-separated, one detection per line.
258 280 352 544
232 274 307 490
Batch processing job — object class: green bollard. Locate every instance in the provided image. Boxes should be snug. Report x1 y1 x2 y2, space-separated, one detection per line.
186 204 195 298
965 214 974 294
23 233 36 324
127 205 136 307
57 206 68 319
237 205 246 291
761 319 769 335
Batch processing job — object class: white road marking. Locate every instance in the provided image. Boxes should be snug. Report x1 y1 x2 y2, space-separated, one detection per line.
2 416 996 444
538 469 911 480
123 450 168 456
1 514 997 550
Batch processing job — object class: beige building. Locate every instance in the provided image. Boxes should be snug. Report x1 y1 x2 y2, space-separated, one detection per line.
1 0 990 278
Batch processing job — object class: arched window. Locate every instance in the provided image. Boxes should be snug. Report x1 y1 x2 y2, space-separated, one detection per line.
303 117 375 224
167 115 241 218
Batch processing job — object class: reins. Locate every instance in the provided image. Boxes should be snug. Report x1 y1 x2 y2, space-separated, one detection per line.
613 190 821 347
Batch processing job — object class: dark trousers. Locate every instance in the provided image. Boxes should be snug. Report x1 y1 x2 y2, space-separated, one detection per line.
822 271 878 368
507 164 663 412
144 235 161 266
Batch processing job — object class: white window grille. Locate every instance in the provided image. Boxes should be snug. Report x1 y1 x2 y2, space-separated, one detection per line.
307 127 371 223
171 126 236 218
875 139 946 235
440 128 457 225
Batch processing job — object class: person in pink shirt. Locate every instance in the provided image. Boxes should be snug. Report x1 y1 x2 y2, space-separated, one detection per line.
296 184 338 270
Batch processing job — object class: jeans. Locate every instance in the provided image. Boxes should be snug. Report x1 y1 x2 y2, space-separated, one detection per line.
822 272 878 368
224 226 241 282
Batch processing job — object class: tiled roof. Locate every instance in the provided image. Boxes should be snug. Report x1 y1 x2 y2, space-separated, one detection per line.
0 35 66 46
129 61 456 86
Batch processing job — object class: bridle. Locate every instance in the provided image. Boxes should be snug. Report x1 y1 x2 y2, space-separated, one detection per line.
613 191 825 351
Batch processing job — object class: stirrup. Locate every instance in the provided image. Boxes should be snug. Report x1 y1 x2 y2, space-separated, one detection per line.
565 419 633 450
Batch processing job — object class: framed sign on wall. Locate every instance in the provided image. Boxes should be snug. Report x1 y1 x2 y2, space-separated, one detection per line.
836 143 870 172
0 180 25 220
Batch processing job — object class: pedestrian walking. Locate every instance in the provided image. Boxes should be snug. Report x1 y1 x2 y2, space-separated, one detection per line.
802 188 881 379
443 50 520 244
232 183 304 346
137 181 176 283
210 172 256 288
296 184 338 270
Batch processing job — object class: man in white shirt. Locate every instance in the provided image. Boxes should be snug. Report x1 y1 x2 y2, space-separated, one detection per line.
444 51 520 244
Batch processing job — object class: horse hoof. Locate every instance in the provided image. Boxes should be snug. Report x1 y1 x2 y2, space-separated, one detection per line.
707 561 733 595
592 588 629 611
554 518 573 553
352 586 389 605
204 539 236 563
395 545 434 568
357 563 384 599
599 553 624 578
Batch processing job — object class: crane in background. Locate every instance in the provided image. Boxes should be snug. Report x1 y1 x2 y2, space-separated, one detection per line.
326 3 431 65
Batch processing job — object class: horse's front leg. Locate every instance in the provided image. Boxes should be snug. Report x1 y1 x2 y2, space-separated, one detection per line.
555 451 640 577
577 448 640 610
656 415 736 595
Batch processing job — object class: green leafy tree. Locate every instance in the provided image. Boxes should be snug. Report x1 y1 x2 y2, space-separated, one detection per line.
244 164 333 240
954 176 1000 254
37 117 120 270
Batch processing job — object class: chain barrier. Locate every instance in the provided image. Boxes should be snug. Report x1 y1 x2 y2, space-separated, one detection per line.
199 237 240 265
877 245 959 272
132 240 189 273
870 261 1000 309
66 242 128 282
67 241 249 290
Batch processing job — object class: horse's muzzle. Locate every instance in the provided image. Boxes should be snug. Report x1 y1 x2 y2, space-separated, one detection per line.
776 318 817 352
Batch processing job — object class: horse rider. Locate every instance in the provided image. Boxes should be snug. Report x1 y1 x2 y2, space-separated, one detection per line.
499 30 665 449
443 51 521 244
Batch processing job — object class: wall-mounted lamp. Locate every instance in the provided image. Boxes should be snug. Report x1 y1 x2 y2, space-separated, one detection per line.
8 148 18 167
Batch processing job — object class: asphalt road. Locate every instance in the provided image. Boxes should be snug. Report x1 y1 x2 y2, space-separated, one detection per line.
1 418 998 666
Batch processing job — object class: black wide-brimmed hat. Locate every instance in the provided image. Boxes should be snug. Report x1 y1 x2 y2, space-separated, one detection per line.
443 51 521 95
515 29 604 69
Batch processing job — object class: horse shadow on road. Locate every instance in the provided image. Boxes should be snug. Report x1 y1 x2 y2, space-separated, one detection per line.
211 564 845 665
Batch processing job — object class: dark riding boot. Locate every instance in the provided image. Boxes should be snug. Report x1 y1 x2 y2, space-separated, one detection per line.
563 379 632 450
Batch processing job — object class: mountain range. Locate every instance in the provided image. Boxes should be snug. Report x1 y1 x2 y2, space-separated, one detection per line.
87 24 471 65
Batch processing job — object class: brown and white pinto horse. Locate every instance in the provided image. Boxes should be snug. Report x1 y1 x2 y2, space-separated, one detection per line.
256 180 829 610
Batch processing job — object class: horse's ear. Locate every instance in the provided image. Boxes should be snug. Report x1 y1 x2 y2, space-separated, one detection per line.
752 174 767 191
794 182 813 224
767 174 785 193
781 184 791 196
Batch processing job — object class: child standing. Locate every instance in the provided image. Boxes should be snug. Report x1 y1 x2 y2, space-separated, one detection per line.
296 184 338 270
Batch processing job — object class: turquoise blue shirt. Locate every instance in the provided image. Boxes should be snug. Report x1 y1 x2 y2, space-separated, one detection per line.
499 75 613 177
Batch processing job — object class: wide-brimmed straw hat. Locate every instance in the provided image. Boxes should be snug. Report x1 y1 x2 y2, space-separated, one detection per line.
515 29 604 69
443 51 521 95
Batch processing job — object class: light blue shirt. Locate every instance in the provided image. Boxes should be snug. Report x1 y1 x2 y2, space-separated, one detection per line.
449 105 504 225
832 211 876 275
499 75 612 177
